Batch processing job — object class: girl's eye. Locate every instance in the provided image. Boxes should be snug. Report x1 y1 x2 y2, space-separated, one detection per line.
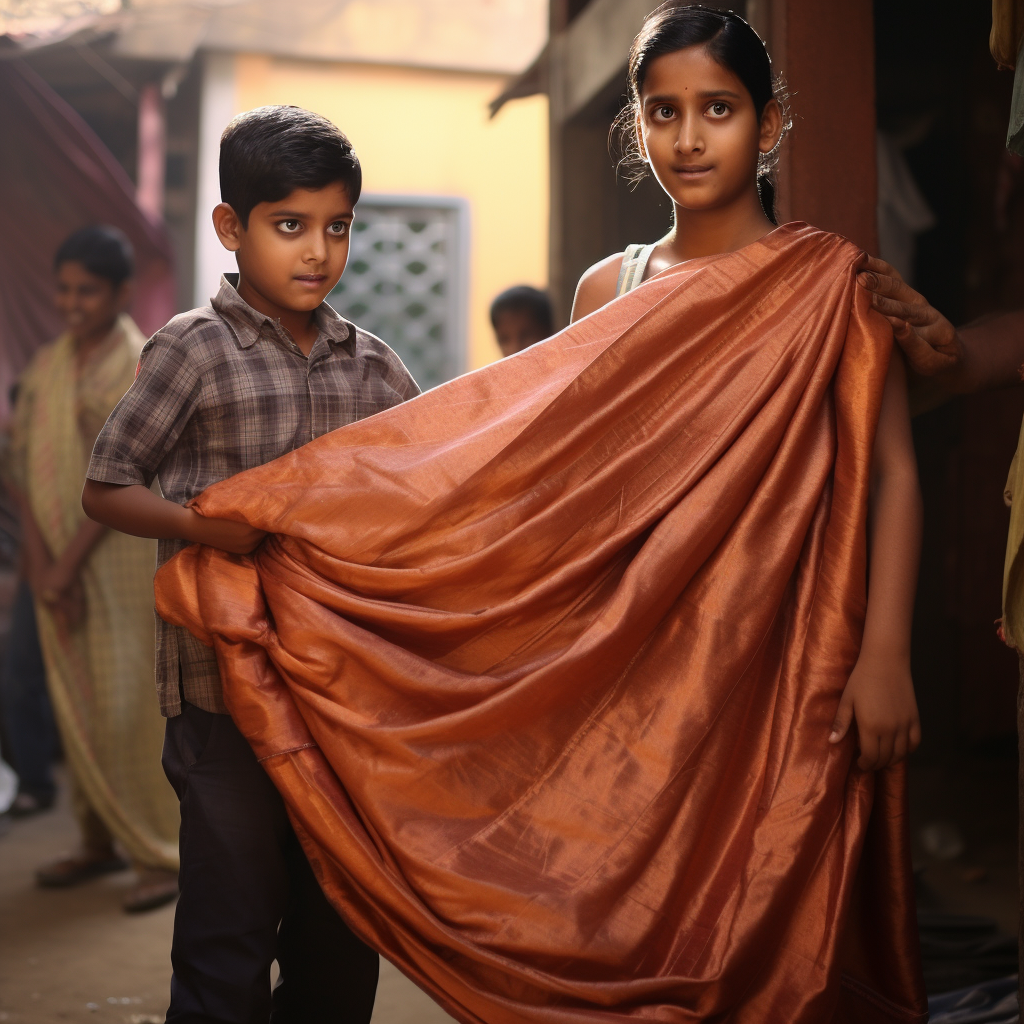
279 220 301 233
657 105 675 120
328 221 348 236
708 102 729 117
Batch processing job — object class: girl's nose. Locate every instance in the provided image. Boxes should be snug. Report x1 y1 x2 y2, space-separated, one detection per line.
675 112 703 153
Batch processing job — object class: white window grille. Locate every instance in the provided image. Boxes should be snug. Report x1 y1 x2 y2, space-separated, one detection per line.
328 196 469 390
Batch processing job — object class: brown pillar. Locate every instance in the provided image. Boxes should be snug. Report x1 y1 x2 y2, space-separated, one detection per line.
770 0 878 253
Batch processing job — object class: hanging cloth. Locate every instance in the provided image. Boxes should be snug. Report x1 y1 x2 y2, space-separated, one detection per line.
991 0 1024 153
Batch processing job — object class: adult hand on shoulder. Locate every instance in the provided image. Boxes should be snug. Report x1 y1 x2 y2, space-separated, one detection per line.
857 256 964 377
828 649 922 771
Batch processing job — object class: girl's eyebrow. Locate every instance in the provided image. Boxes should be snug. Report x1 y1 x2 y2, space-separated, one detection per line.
644 88 743 103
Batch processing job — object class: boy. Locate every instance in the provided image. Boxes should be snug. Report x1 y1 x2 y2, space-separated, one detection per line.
489 284 554 357
83 107 419 1022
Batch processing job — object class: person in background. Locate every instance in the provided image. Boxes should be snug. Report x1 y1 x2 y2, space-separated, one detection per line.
0 383 60 817
490 285 554 357
9 225 178 912
858 0 1024 998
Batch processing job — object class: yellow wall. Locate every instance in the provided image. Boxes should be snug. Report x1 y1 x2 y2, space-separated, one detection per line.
233 55 548 371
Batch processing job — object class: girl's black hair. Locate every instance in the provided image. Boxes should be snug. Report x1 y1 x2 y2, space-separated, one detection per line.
611 3 789 223
54 225 134 286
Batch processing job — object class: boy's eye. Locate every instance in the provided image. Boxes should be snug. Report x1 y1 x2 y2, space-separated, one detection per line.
708 102 730 117
328 221 348 237
278 220 301 233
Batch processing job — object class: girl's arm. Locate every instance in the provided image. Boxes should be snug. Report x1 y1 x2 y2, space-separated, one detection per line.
570 253 626 322
829 352 923 770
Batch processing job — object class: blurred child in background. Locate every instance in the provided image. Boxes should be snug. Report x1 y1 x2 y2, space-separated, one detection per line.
9 225 178 912
490 285 554 357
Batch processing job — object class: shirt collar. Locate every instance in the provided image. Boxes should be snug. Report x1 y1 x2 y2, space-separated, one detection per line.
212 274 356 355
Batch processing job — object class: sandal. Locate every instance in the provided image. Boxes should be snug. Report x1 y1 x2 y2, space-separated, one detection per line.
36 850 129 888
123 869 179 913
10 792 56 818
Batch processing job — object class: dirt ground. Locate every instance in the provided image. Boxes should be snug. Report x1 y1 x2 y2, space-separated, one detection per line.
0 773 456 1024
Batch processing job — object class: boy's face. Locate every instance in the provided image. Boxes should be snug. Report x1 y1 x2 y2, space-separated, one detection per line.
214 182 354 315
55 260 128 345
494 308 549 358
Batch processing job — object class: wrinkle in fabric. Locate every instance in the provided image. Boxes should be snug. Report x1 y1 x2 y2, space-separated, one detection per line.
155 224 927 1023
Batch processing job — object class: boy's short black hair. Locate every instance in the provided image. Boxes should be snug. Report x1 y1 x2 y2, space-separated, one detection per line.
489 285 554 333
54 225 134 286
219 105 362 228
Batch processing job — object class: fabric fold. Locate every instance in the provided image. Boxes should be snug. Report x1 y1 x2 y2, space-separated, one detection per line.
156 222 927 1023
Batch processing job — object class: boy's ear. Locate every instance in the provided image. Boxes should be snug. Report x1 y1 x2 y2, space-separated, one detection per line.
212 203 244 252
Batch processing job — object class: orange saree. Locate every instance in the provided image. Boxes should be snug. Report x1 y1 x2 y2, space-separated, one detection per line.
155 223 927 1024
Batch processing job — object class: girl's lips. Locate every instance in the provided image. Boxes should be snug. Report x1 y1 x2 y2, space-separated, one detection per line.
675 165 713 175
295 275 327 284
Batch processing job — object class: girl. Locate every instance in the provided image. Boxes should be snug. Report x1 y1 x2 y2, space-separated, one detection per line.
573 5 923 776
152 8 927 1023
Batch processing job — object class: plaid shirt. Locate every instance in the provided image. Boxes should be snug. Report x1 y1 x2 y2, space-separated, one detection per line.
87 275 420 717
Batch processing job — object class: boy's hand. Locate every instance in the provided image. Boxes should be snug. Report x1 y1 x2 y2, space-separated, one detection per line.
828 650 921 771
83 481 266 554
185 510 267 555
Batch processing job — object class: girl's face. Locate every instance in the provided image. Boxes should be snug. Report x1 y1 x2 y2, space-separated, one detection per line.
638 46 781 214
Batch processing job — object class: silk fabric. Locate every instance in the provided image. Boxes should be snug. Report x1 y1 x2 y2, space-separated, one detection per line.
156 223 927 1023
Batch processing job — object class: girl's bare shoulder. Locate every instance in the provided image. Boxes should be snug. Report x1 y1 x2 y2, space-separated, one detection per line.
570 252 626 323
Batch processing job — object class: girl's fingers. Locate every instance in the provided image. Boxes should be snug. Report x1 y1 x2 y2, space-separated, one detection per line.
892 729 908 766
829 692 855 742
873 733 895 772
909 718 922 753
856 730 880 771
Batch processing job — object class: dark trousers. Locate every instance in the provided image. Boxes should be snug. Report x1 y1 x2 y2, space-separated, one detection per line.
162 701 379 1024
0 579 58 801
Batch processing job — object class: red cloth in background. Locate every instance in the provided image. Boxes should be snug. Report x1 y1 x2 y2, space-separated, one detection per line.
0 59 175 416
156 224 928 1023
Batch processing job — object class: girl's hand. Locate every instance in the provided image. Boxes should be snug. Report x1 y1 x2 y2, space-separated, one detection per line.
828 650 921 770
